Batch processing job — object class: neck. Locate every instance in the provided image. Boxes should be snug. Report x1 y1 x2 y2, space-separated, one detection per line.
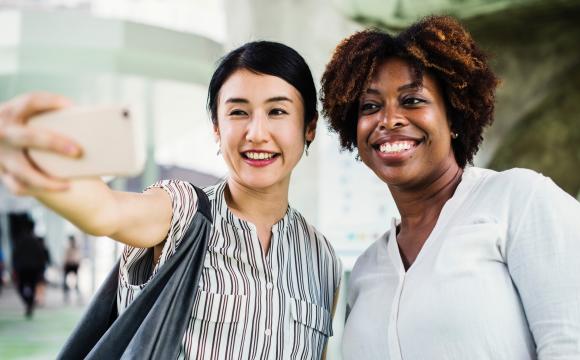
225 177 290 229
390 163 463 230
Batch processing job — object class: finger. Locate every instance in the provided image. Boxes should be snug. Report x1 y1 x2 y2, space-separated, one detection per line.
1 92 72 123
8 158 70 192
0 124 82 157
0 173 31 196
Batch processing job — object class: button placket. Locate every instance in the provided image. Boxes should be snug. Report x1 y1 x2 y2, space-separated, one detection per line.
258 226 276 359
387 222 408 360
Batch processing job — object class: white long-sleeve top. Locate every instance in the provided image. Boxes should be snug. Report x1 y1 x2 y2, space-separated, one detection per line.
342 167 580 360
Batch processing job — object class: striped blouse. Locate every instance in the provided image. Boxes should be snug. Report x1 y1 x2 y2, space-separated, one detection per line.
117 180 342 360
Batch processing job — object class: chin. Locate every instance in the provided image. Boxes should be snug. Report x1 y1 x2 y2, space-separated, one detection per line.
370 162 417 187
239 173 284 190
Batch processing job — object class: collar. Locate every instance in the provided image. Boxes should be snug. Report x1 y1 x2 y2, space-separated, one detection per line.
213 180 294 233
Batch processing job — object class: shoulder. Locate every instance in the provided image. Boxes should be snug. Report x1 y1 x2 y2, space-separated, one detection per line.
291 209 342 275
493 168 580 218
466 167 549 205
347 232 390 305
472 166 576 204
469 166 543 191
144 179 200 231
293 210 336 255
350 232 389 280
468 167 579 236
146 179 199 204
486 167 544 185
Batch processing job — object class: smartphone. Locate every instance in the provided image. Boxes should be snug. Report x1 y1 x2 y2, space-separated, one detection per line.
27 106 145 178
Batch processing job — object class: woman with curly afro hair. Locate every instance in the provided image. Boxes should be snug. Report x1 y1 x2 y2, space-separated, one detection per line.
321 15 580 359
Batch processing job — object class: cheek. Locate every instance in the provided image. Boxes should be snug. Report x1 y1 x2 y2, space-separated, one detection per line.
276 118 305 151
282 130 305 155
220 125 243 147
356 117 373 148
432 117 451 144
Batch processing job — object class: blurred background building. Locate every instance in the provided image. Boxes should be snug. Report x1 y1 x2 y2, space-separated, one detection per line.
0 0 579 358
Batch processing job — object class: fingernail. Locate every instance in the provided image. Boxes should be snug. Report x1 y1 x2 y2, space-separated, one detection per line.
58 98 73 107
66 145 81 157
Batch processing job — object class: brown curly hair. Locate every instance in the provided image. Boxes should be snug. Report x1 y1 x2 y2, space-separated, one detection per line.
320 15 500 168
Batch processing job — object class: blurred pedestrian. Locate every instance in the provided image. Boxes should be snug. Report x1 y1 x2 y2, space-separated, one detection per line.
11 215 46 318
63 235 81 301
35 236 51 306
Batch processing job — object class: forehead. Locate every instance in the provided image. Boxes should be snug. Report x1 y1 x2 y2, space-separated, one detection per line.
368 57 439 93
218 69 303 104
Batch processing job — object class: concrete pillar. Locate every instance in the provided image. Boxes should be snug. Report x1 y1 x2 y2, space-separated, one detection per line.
142 80 159 187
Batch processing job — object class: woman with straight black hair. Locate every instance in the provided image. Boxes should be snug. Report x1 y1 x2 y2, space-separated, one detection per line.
0 41 341 359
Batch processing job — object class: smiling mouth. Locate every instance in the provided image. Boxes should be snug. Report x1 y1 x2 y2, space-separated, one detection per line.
241 151 280 160
373 140 421 154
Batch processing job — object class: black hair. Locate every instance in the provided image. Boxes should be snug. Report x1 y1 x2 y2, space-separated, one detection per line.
207 41 318 130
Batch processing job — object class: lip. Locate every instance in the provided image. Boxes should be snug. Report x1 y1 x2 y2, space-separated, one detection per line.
371 134 423 163
371 134 423 147
241 149 280 168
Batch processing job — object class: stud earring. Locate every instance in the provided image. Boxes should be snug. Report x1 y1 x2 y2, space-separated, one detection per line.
451 131 459 139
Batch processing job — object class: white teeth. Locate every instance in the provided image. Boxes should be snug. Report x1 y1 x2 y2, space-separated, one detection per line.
246 152 274 160
379 141 414 154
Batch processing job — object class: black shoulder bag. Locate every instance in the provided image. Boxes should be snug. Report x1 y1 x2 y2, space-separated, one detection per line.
57 186 212 359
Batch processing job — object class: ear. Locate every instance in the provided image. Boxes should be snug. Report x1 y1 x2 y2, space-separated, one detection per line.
213 122 220 143
305 114 318 143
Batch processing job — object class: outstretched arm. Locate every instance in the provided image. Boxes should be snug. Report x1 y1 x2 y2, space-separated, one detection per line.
0 93 172 249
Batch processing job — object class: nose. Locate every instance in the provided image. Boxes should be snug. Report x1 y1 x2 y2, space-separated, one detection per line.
246 111 270 143
378 104 407 130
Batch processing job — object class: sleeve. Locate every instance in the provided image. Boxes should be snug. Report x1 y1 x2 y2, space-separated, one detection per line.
506 175 580 358
119 179 199 288
328 236 343 303
319 230 342 295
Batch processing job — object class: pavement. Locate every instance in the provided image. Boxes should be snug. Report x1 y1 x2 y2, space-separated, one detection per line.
0 281 86 360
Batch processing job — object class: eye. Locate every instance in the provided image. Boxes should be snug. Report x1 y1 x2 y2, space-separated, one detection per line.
360 102 380 115
401 97 426 107
228 109 248 117
269 108 288 116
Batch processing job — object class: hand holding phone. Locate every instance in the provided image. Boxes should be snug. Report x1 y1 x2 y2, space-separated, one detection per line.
0 92 77 193
27 106 145 178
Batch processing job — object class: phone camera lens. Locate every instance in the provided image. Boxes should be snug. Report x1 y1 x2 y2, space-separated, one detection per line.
122 109 130 118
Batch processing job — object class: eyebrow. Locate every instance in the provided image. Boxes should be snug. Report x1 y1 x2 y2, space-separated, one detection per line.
397 81 422 91
224 96 293 104
225 98 249 104
365 82 423 95
365 88 381 95
266 96 293 103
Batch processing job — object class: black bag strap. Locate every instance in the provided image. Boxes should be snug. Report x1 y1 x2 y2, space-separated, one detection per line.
193 184 212 223
57 185 212 360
